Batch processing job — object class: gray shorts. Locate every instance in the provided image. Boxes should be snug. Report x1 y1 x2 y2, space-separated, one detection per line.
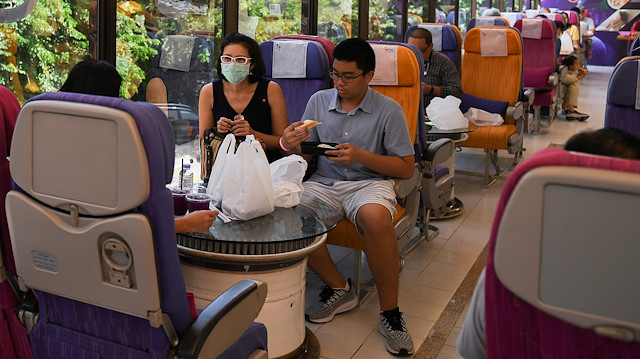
300 179 397 234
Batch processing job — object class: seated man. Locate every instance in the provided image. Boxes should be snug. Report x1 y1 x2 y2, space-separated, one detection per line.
280 38 416 356
406 27 462 107
456 127 640 359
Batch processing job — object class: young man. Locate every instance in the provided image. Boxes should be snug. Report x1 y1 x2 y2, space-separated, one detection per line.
406 27 462 107
280 38 416 356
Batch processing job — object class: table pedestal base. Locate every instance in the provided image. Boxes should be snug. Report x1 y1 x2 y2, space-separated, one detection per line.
430 197 464 219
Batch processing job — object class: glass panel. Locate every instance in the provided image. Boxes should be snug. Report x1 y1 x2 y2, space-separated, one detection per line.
408 0 425 28
123 0 222 147
0 0 91 104
369 0 404 41
239 0 303 43
318 0 357 45
460 0 471 33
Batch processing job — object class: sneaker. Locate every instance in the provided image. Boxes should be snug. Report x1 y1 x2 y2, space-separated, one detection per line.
379 308 414 356
305 278 358 323
565 110 589 121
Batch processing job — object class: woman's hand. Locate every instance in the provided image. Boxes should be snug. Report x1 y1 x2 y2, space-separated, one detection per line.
229 117 253 136
217 117 233 134
175 210 218 233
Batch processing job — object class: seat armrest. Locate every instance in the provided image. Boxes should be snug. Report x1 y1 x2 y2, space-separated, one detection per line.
506 102 525 121
394 164 420 198
422 138 455 165
522 88 535 107
175 280 268 359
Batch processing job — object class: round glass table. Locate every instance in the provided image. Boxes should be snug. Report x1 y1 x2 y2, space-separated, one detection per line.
177 201 340 358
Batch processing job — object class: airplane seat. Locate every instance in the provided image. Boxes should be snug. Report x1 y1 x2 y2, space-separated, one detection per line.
273 34 335 65
146 34 216 111
514 18 559 134
485 147 640 357
500 12 524 27
0 85 33 359
460 26 529 187
324 41 453 297
404 24 462 73
6 92 268 359
259 38 332 124
466 16 510 31
605 56 640 137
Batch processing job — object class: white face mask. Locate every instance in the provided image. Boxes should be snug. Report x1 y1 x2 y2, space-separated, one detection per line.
221 63 250 84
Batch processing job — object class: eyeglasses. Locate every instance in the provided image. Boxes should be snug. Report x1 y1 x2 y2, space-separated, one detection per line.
220 55 252 64
328 71 365 83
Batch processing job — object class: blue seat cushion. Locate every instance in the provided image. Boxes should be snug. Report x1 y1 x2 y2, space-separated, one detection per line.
460 93 509 117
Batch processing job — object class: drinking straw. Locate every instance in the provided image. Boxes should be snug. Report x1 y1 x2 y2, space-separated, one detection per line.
180 158 184 191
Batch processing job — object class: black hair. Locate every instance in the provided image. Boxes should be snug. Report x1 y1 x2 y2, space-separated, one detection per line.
217 32 265 83
333 38 375 74
554 20 565 32
565 128 640 160
407 27 433 45
60 59 121 98
562 54 578 67
570 6 581 14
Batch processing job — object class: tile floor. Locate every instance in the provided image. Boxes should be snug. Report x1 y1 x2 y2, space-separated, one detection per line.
303 65 613 359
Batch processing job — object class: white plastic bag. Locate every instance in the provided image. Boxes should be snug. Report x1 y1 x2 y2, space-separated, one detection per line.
270 155 307 208
560 31 574 55
208 134 275 221
464 107 504 126
207 133 236 204
426 95 468 130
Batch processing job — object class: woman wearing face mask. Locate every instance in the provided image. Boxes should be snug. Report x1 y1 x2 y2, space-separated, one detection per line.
198 32 288 162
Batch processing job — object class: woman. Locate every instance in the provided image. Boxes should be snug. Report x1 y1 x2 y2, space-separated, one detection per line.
198 32 288 163
561 54 589 121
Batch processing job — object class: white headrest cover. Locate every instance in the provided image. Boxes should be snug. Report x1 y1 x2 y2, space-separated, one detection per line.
160 35 195 72
370 44 398 86
418 24 443 52
272 40 308 78
480 28 508 57
521 18 543 39
476 17 498 27
10 100 150 216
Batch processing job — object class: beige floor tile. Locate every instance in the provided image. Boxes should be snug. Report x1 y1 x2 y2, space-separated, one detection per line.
402 284 453 306
397 297 444 321
414 271 464 292
317 317 376 344
315 331 363 359
441 239 485 257
435 249 478 267
351 347 398 359
436 344 464 359
445 326 462 347
404 255 432 271
426 260 472 279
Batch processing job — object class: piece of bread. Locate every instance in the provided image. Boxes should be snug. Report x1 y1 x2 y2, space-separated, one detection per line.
296 119 321 131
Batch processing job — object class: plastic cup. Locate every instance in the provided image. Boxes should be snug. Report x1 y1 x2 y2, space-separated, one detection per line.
186 193 212 212
170 187 188 216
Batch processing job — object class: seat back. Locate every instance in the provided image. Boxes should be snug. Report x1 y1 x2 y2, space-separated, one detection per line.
260 39 331 124
7 92 190 358
605 56 640 136
514 18 557 87
500 12 524 27
630 36 640 56
318 20 350 45
147 34 216 111
537 12 564 22
462 27 523 109
486 148 640 357
466 16 510 31
0 86 32 359
405 24 462 73
273 34 335 65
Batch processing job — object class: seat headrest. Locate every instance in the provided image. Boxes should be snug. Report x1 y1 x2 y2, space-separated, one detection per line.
515 18 555 39
406 24 459 52
261 40 328 79
464 27 522 56
607 57 639 108
473 16 509 27
369 44 419 86
10 93 174 216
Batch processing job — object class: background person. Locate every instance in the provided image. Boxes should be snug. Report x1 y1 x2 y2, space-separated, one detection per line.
60 59 218 233
406 27 462 107
280 38 416 356
198 32 288 163
561 54 589 120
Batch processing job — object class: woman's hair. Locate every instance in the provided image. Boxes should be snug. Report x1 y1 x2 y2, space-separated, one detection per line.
217 32 266 83
561 54 578 67
60 59 121 97
565 128 640 160
333 38 376 74
553 20 565 32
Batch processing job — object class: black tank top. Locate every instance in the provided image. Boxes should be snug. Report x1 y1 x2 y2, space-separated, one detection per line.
211 79 280 162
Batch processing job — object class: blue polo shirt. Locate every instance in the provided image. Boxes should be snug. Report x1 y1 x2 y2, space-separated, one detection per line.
301 87 415 184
